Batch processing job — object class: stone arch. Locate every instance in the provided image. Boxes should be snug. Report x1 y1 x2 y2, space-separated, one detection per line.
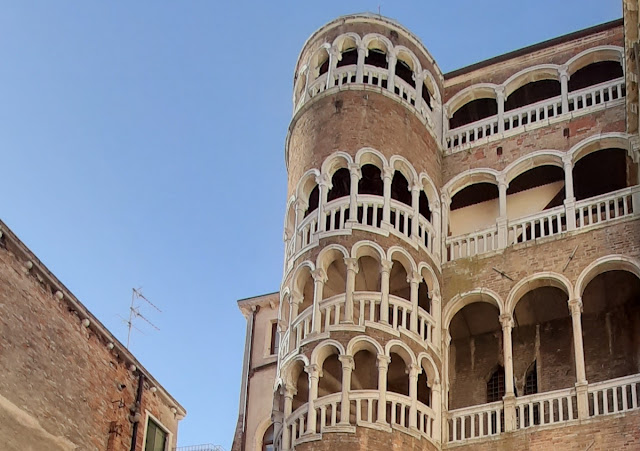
389 155 419 186
385 339 417 366
506 272 573 315
443 168 500 198
566 45 624 75
346 335 384 357
416 352 440 384
283 354 310 386
446 83 499 117
443 289 505 330
351 240 385 261
393 45 422 74
253 417 274 451
417 262 440 295
502 150 565 185
387 246 417 274
332 32 362 53
321 151 354 178
355 147 388 171
296 168 321 201
575 255 640 299
418 173 440 210
361 33 393 56
569 132 633 164
290 260 316 294
503 64 561 98
309 43 331 78
279 287 291 326
310 339 345 367
421 70 442 104
316 244 349 273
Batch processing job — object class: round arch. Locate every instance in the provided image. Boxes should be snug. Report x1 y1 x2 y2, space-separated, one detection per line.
321 151 354 178
393 45 422 73
310 339 345 367
346 335 384 357
575 255 640 299
417 262 440 294
385 339 417 366
355 147 388 171
416 352 440 384
389 155 419 186
446 83 499 117
361 33 393 55
418 173 440 210
443 168 500 199
290 261 316 295
316 244 350 273
443 288 505 330
502 150 565 184
296 169 321 201
332 32 362 53
505 272 573 315
569 132 633 164
308 43 331 78
503 64 560 98
566 45 624 75
351 240 386 261
387 246 417 273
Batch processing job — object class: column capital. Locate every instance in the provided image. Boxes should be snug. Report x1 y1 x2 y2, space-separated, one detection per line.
284 383 298 398
430 288 441 301
440 192 451 207
569 297 583 314
495 86 505 99
316 173 332 189
338 355 355 370
558 64 569 79
408 363 422 378
407 271 422 285
348 163 362 179
382 166 395 181
380 259 394 274
386 53 397 64
344 257 359 273
499 313 514 329
305 364 321 378
291 291 304 305
328 45 341 60
311 268 328 284
294 197 309 212
376 355 391 369
562 153 574 166
496 174 509 189
410 182 422 193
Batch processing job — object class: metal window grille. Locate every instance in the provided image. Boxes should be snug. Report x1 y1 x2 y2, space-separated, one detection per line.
487 367 505 403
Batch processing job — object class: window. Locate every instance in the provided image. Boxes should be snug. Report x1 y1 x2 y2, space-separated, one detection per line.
262 424 274 451
144 418 167 451
270 321 280 356
487 366 505 403
524 361 538 395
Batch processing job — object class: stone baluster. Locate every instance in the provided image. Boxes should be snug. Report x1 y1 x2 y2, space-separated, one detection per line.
380 260 393 324
338 355 354 425
569 297 589 419
311 269 327 334
376 355 391 425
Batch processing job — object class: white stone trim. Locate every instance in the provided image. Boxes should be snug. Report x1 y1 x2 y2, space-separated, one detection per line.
141 410 173 451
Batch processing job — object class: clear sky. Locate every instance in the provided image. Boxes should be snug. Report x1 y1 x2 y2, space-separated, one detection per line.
0 1 621 448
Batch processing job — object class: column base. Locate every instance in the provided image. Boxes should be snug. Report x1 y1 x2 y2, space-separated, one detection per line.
575 381 589 419
503 394 517 432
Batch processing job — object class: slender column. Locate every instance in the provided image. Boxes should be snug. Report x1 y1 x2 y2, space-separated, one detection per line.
356 43 366 84
409 364 421 429
343 258 359 324
298 67 310 106
338 355 354 425
376 355 391 424
305 364 320 434
440 193 451 260
379 260 393 324
347 163 362 224
282 383 296 450
496 87 505 133
563 154 577 230
633 150 640 213
311 269 327 334
413 72 425 112
410 183 421 240
559 65 569 114
382 167 394 226
408 271 422 333
317 174 332 233
569 297 589 419
387 54 397 92
431 288 442 348
294 198 308 251
497 176 509 248
442 330 451 442
500 314 516 432
289 292 302 351
431 380 442 444
431 205 442 261
326 47 340 90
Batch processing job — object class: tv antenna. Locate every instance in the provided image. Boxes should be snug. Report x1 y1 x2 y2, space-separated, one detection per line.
118 288 161 349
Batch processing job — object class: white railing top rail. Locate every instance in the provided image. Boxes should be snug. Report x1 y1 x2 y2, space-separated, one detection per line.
389 198 415 215
447 111 498 135
287 403 309 425
448 400 504 417
503 93 562 118
308 73 328 95
416 307 436 326
587 373 640 391
324 196 351 211
290 306 312 329
333 64 357 76
298 210 317 229
385 392 412 404
353 291 382 301
314 392 342 408
446 224 498 245
514 386 575 405
418 215 436 234
568 76 625 99
356 193 385 204
575 185 640 207
508 204 566 226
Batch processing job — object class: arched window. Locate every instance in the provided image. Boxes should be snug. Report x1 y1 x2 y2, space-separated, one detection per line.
262 424 274 451
305 185 319 217
450 98 498 130
487 366 505 403
337 47 358 67
524 361 538 395
395 59 414 87
391 171 411 206
365 48 388 69
504 80 560 111
419 191 431 221
569 61 623 92
358 164 383 196
327 168 351 202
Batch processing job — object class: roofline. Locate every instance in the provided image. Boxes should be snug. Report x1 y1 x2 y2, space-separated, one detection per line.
237 291 279 304
444 18 623 79
0 219 186 417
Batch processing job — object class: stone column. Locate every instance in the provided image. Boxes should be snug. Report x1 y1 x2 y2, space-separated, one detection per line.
317 174 332 233
496 86 506 133
409 364 421 429
408 271 422 333
376 355 391 425
559 65 569 114
380 260 393 324
569 298 589 419
326 46 340 90
282 383 296 450
305 364 320 434
298 67 310 106
633 150 640 213
387 53 397 92
431 288 442 348
347 163 362 224
442 331 451 441
440 193 451 260
431 205 442 261
410 183 421 241
500 314 516 432
289 292 303 351
382 167 394 226
343 258 359 324
338 355 354 425
413 73 425 112
563 154 577 230
431 380 442 444
294 198 308 252
311 269 327 334
356 43 366 84
497 176 509 248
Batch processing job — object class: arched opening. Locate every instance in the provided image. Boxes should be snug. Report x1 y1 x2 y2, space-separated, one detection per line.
505 80 561 111
365 48 388 69
450 98 498 130
395 58 414 87
322 257 346 300
294 266 315 315
449 183 499 236
354 255 382 323
391 171 411 206
512 287 574 399
318 353 342 398
291 360 309 412
419 191 432 221
337 47 358 68
358 164 384 227
449 302 502 409
327 168 351 202
351 347 379 423
418 280 430 314
422 84 432 109
387 352 409 396
569 61 623 92
305 185 319 218
582 270 640 383
573 148 628 201
262 424 274 451
417 371 431 407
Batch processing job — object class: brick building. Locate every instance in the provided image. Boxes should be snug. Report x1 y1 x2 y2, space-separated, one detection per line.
0 220 186 450
233 3 640 450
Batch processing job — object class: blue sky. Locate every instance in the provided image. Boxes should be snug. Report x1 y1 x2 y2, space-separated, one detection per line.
0 1 621 448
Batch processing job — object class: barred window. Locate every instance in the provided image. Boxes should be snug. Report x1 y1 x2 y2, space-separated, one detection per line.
524 361 538 395
487 366 505 403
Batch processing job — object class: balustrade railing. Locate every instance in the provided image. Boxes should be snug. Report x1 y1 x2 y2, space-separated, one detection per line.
448 401 504 442
323 197 350 233
588 374 640 417
417 216 436 254
386 393 411 429
314 393 344 431
291 308 313 349
515 387 577 430
298 213 318 248
416 401 436 440
575 186 637 229
445 77 625 151
351 390 380 425
389 199 414 237
356 194 384 228
445 225 498 262
308 73 329 99
417 308 435 344
507 205 566 245
332 65 357 88
287 404 310 447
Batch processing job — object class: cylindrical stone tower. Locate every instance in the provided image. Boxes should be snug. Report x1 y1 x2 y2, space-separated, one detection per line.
275 13 445 451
